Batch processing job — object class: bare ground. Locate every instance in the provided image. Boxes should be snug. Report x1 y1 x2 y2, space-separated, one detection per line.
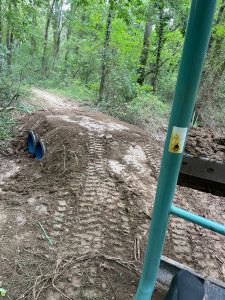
0 89 224 300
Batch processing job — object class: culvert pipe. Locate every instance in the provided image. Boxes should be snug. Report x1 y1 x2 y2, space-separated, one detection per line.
36 139 45 160
28 131 36 154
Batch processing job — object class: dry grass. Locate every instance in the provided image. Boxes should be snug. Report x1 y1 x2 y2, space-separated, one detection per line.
1 249 141 300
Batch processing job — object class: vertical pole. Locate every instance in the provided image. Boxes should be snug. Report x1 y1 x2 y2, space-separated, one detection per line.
135 0 217 299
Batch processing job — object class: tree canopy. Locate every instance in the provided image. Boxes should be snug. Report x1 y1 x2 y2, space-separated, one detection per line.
0 0 224 131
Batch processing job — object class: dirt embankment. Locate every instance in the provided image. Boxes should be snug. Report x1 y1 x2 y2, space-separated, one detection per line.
0 89 224 300
186 126 225 162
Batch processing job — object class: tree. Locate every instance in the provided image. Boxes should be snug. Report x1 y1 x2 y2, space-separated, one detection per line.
137 21 152 86
0 0 3 74
42 0 56 75
0 0 223 131
136 0 186 92
151 2 164 92
98 0 113 103
193 0 225 125
53 0 64 64
6 2 14 74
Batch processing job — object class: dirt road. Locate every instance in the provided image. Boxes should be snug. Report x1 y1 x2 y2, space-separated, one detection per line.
0 88 224 300
31 87 79 109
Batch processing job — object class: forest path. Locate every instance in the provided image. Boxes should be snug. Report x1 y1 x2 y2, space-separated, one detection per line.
31 87 80 110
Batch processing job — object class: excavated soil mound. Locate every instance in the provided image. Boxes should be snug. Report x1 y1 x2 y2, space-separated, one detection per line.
0 108 225 300
186 126 225 162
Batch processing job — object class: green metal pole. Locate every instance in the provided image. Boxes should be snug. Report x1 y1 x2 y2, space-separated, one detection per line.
135 1 217 299
170 206 225 236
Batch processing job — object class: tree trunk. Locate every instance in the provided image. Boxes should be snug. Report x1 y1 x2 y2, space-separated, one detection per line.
64 2 75 67
152 5 164 93
30 13 37 55
7 32 14 71
41 0 55 75
98 2 113 103
0 0 1 40
0 0 2 73
137 22 152 86
6 3 14 74
208 0 225 51
65 27 71 63
53 0 63 65
194 0 225 123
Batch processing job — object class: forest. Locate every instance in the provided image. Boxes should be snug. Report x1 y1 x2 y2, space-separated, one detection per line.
0 0 225 140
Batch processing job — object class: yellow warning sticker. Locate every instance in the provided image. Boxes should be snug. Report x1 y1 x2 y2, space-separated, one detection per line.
169 126 188 153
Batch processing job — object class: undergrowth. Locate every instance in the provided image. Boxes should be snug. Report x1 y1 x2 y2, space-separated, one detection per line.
98 93 171 132
0 72 31 141
0 102 33 141
0 111 20 141
201 102 225 132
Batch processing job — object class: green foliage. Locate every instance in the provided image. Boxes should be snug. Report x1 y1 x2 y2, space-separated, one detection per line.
47 82 95 102
0 71 28 141
99 91 170 131
126 93 171 128
0 77 17 106
200 78 225 130
0 0 224 133
157 71 178 103
0 111 19 140
0 287 7 297
0 68 29 110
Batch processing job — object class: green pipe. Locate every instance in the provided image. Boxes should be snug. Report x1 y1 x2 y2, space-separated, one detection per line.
135 0 217 299
170 206 225 236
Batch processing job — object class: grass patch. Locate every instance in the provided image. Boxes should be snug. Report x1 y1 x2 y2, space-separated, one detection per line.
47 86 94 102
35 78 96 103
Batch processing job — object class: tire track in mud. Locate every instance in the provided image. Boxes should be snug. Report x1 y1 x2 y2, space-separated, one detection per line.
68 133 106 254
69 133 133 257
170 191 225 281
48 131 136 297
143 141 225 282
47 127 225 282
170 217 193 262
48 131 134 259
49 172 85 242
142 142 162 180
170 215 223 279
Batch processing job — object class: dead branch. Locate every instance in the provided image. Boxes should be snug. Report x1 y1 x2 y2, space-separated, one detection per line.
0 93 19 112
144 45 183 79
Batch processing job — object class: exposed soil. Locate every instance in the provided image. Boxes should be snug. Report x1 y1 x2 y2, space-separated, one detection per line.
186 126 225 162
0 89 224 300
31 88 80 110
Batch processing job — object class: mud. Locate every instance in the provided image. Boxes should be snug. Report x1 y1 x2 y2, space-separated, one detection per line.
186 126 225 162
0 91 224 300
